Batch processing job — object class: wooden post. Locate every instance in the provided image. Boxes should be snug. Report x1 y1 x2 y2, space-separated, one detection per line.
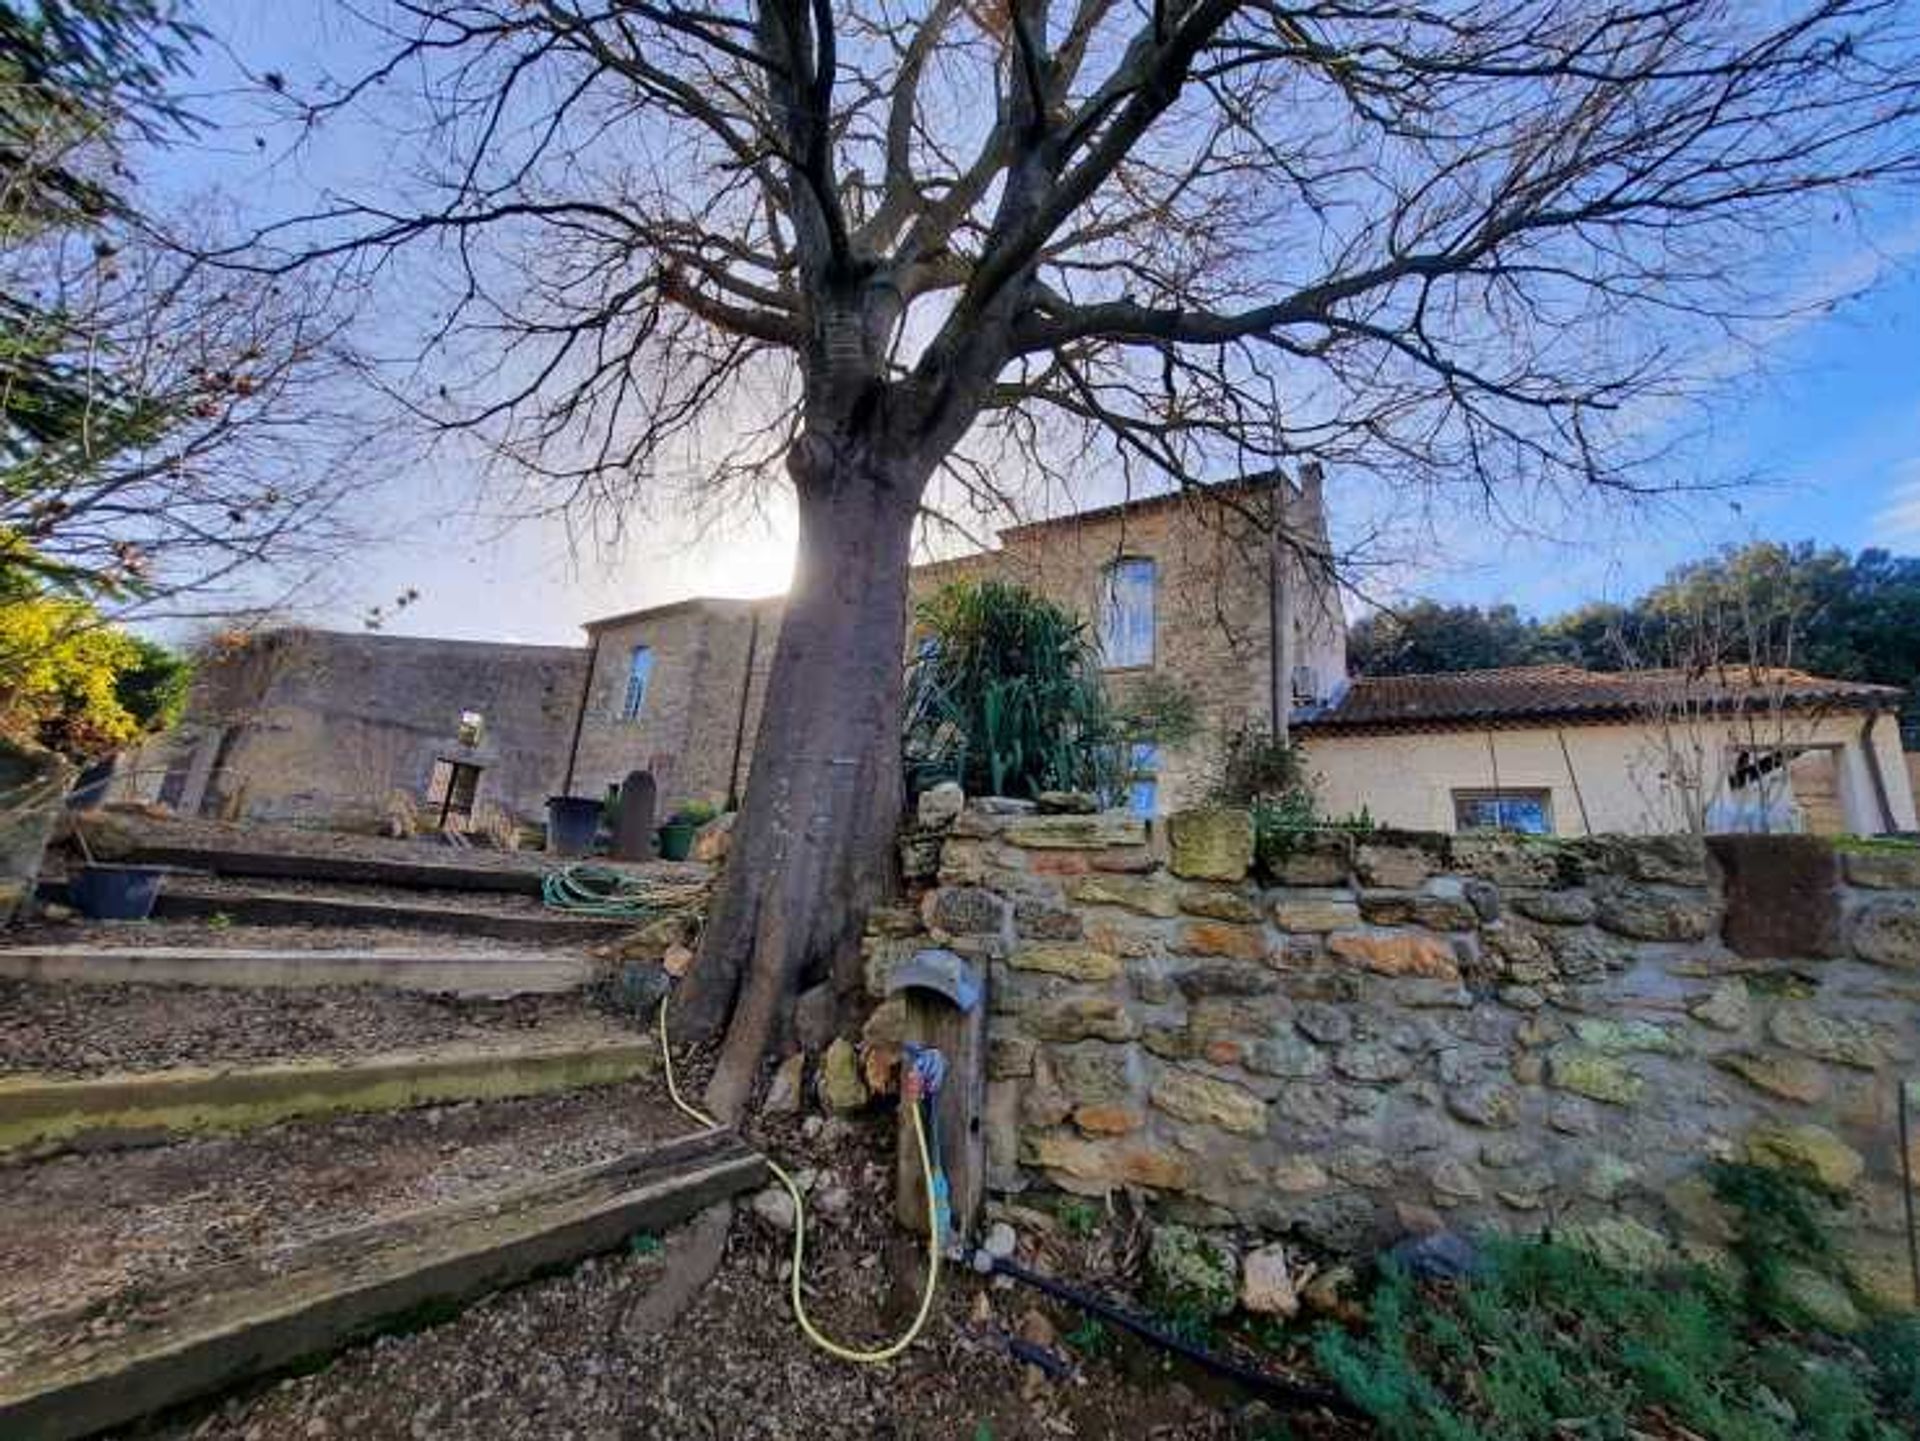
892 954 988 1244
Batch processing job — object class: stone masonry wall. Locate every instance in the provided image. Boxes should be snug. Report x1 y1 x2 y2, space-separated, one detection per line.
873 804 1920 1310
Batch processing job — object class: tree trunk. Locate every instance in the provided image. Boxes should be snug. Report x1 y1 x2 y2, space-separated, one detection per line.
674 439 923 1120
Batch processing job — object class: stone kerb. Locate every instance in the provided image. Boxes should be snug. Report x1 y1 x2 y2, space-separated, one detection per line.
888 802 1920 1310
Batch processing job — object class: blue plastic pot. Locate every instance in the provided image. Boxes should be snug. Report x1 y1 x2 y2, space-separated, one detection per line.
546 795 604 857
69 863 164 921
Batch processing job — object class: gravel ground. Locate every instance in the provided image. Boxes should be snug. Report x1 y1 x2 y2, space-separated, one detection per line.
1 918 554 953
137 1110 1357 1441
0 1078 692 1376
0 979 637 1076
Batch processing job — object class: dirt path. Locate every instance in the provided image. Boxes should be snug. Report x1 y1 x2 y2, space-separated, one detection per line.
135 1112 1357 1441
0 1078 692 1379
0 979 634 1077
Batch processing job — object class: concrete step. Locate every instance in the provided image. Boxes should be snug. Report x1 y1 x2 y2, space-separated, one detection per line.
0 1034 655 1157
37 880 631 944
0 944 598 997
0 1129 763 1441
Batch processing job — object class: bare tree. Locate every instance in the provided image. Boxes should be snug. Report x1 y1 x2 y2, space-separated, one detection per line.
233 0 1920 1113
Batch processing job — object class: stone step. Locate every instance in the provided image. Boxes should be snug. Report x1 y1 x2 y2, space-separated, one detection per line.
0 944 598 997
111 843 552 896
0 1129 763 1441
37 880 629 944
0 1035 655 1157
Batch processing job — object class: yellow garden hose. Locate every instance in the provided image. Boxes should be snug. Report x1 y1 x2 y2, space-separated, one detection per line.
655 992 944 1363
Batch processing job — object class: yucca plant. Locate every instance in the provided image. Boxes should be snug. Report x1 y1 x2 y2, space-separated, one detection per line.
904 579 1123 802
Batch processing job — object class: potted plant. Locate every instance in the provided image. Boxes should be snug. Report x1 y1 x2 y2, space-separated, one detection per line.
657 800 717 861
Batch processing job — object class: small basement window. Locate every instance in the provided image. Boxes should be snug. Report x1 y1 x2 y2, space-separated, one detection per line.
1099 557 1156 669
621 645 655 721
1453 788 1552 835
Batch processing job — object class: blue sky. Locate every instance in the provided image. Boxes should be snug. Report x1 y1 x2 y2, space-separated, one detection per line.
145 3 1920 645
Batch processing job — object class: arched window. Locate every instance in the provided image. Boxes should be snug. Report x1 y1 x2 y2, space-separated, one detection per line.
1099 557 1156 669
621 645 655 720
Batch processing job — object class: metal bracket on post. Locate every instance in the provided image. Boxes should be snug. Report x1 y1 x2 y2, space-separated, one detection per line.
888 948 987 1246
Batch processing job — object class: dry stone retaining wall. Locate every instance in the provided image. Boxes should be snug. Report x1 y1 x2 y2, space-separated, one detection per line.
873 805 1920 1309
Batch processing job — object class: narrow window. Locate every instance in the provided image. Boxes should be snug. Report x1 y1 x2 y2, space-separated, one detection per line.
1099 557 1156 669
1453 788 1552 835
621 645 654 721
1127 741 1160 818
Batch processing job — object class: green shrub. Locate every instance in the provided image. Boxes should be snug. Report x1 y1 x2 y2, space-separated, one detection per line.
903 579 1123 801
1314 1232 1913 1440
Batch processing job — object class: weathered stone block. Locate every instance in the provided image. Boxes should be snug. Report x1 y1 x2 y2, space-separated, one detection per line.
1171 963 1280 1000
1073 1103 1146 1135
1244 1032 1329 1079
1066 872 1181 917
1767 1006 1884 1070
1355 840 1440 889
1240 1242 1305 1316
1174 920 1273 963
1449 834 1560 887
1709 834 1842 958
926 885 1009 936
1271 832 1352 886
1167 808 1255 882
1852 898 1920 970
1570 1018 1684 1055
1272 892 1361 932
1332 1041 1414 1084
1030 996 1138 1042
1004 813 1147 849
1688 980 1752 1032
1021 1130 1190 1193
1545 1046 1643 1105
1083 918 1162 958
1327 927 1460 980
1046 1041 1143 1103
1593 884 1718 942
1150 1069 1268 1135
1446 1081 1520 1128
1560 1217 1672 1271
1008 942 1121 981
1511 890 1597 926
916 781 965 829
1012 898 1083 940
819 1038 869 1112
1179 886 1262 923
988 1035 1037 1079
1429 1157 1485 1204
1714 1051 1830 1104
1842 846 1920 890
1744 1121 1864 1193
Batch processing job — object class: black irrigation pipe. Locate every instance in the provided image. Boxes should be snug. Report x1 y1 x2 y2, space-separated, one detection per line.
985 1255 1364 1419
1900 1074 1919 1309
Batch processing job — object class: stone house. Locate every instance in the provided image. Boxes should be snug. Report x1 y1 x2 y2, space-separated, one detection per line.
111 629 588 830
1296 665 1918 837
113 468 1917 839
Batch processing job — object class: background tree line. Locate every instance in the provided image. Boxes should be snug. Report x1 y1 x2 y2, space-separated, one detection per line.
1349 542 1920 742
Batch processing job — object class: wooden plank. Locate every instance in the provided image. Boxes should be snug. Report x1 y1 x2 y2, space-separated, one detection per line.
0 1038 656 1156
0 944 597 996
0 1131 763 1441
36 882 628 944
116 845 549 896
895 981 989 1244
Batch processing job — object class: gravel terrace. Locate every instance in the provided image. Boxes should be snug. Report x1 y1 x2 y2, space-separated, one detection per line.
0 1077 693 1379
135 1109 1358 1441
0 918 554 953
0 980 638 1076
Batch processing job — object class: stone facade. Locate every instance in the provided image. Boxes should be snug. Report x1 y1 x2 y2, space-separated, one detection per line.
566 597 781 814
112 629 588 829
875 808 1920 1309
906 471 1344 813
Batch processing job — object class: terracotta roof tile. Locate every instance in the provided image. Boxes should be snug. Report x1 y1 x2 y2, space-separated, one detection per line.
1295 664 1903 734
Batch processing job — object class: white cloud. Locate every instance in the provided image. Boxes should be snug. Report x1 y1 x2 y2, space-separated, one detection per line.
1876 459 1920 543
